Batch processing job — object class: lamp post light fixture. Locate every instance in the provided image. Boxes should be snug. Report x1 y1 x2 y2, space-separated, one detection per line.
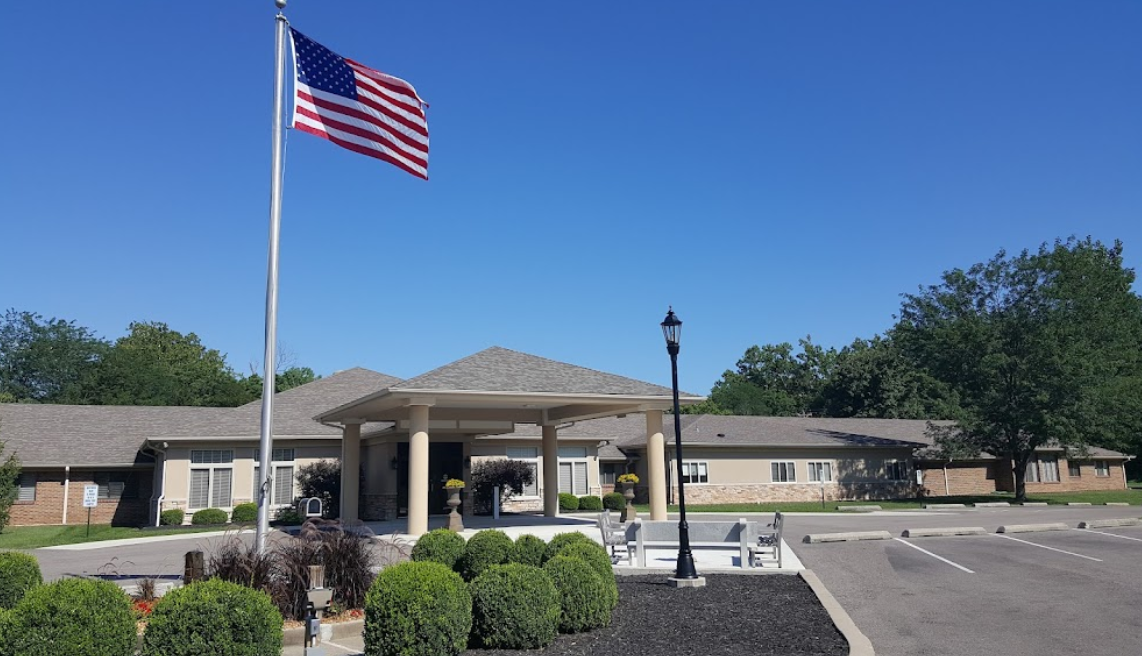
661 307 700 583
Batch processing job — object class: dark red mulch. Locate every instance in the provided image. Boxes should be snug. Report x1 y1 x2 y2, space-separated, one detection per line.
465 574 848 656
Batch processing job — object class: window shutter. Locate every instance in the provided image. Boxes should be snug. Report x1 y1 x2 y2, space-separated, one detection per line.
18 473 35 501
574 462 588 495
274 466 294 506
523 463 538 496
253 467 262 501
212 468 233 507
190 470 210 508
558 462 572 494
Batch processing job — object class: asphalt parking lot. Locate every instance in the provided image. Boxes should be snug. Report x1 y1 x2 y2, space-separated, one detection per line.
785 506 1142 656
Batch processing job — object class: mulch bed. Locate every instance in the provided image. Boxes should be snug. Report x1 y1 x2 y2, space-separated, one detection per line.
465 574 848 656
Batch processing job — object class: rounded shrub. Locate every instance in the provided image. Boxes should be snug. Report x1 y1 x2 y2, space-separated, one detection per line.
509 534 546 567
543 531 594 563
363 561 471 656
191 508 228 525
602 492 625 511
543 555 611 633
411 528 467 570
552 540 619 611
159 508 185 526
4 578 135 656
229 502 258 524
577 495 603 511
0 552 42 609
469 563 560 649
141 578 282 656
458 529 512 581
558 492 579 512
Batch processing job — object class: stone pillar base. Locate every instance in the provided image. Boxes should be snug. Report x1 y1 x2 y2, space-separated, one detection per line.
668 576 707 588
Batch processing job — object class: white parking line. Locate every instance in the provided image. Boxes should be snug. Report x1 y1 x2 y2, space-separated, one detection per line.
1077 528 1142 543
993 534 1102 561
323 641 360 654
892 537 975 573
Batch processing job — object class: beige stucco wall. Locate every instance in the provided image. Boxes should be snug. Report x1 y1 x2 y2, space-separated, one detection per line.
469 439 602 502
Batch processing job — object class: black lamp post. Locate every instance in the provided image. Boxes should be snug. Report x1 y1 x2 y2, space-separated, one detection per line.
662 307 699 580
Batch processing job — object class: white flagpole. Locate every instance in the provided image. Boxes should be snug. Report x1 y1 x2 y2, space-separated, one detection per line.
256 0 290 554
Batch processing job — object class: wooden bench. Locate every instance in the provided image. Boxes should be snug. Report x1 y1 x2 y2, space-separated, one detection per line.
624 517 754 568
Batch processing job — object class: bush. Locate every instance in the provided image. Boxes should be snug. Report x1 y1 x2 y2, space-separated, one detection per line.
469 564 560 649
543 531 594 563
602 492 625 512
509 534 546 567
141 579 283 656
543 555 611 633
230 502 258 523
159 508 185 526
296 460 340 519
578 495 603 511
470 459 536 514
458 529 512 581
558 493 579 512
4 578 135 656
412 529 466 570
0 552 41 609
363 561 471 656
318 526 379 611
274 506 304 526
552 541 618 611
191 508 228 525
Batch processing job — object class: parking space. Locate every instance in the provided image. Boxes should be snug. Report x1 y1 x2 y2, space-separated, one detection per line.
790 513 1142 656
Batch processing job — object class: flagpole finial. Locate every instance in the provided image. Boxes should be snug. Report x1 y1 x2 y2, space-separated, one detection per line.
275 0 286 9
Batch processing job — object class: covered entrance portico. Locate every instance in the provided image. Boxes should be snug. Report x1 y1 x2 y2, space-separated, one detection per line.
316 347 702 536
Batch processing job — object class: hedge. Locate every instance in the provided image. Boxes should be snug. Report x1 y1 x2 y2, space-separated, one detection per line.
543 555 611 632
159 508 185 526
411 529 467 570
469 564 560 649
558 492 579 512
458 529 512 581
229 502 258 524
141 578 283 656
577 495 603 511
0 552 41 609
509 534 546 567
2 578 136 656
550 540 618 611
543 531 594 563
191 508 229 525
364 561 471 656
602 492 626 512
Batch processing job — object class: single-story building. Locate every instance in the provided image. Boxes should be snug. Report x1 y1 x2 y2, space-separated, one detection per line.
0 347 1131 533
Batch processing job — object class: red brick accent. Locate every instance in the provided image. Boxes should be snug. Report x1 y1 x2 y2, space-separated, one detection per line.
9 468 153 527
919 459 1128 496
919 462 999 496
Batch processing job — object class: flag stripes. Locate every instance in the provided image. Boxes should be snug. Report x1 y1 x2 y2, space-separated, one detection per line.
290 28 428 179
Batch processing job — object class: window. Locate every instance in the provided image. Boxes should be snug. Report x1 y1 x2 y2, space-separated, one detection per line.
1039 456 1059 483
253 448 297 506
558 447 589 495
771 462 796 483
506 447 539 496
808 462 833 483
17 473 35 502
885 461 909 482
190 449 233 509
600 463 620 486
95 472 139 499
1068 461 1081 478
1025 459 1041 483
681 462 708 484
1095 460 1110 477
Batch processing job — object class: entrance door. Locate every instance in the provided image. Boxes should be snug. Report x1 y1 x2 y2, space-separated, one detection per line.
396 442 464 516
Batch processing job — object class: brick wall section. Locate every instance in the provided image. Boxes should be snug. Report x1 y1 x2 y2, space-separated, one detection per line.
10 469 152 527
920 459 1128 496
1025 459 1127 493
664 482 917 505
919 463 997 497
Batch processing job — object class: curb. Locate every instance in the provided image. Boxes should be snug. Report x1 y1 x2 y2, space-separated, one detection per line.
901 527 987 538
800 570 875 656
804 531 893 544
1078 518 1142 529
973 502 1011 508
923 504 971 510
837 505 882 513
1067 502 1092 506
283 619 364 647
1016 502 1048 506
996 523 1069 534
1104 502 1131 507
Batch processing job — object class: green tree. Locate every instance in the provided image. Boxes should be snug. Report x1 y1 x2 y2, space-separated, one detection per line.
0 310 109 403
239 366 320 399
895 237 1142 500
0 438 22 532
88 321 250 407
706 337 837 416
817 336 960 419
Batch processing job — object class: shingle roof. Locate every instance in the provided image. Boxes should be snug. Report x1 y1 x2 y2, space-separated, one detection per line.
394 347 695 398
237 367 402 435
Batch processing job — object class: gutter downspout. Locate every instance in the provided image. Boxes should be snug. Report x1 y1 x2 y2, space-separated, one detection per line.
143 441 169 527
61 466 70 525
943 459 951 497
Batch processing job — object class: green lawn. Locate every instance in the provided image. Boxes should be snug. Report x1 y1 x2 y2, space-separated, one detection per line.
0 524 228 550
635 488 1142 514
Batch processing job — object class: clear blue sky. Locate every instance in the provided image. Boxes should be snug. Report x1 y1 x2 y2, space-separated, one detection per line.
2 1 1139 395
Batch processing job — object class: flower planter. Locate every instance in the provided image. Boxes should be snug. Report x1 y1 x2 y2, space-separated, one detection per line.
620 482 637 523
446 488 464 532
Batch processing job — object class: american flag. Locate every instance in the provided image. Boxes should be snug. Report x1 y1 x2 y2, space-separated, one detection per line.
290 28 429 179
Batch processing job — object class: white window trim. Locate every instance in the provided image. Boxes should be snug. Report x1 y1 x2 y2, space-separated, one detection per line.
680 461 710 485
770 461 797 484
189 449 234 510
557 449 590 496
885 460 910 482
17 473 36 502
254 455 298 508
1095 460 1110 477
1038 456 1060 483
808 462 833 483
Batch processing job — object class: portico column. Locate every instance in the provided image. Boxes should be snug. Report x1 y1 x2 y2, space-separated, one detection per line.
340 420 363 523
542 424 559 517
646 410 667 520
408 404 431 536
